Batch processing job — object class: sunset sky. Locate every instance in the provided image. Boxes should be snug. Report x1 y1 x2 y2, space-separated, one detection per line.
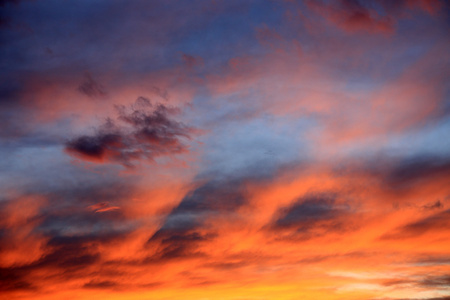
1 1 449 299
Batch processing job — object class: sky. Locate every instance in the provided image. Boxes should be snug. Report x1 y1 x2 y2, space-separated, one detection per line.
0 0 449 299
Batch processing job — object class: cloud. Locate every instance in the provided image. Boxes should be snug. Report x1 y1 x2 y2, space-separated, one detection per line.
145 230 212 263
78 72 106 99
145 178 248 263
384 156 450 188
181 53 204 69
422 200 444 210
0 196 47 268
381 274 450 289
342 154 450 199
0 225 132 292
65 98 193 167
381 209 450 239
268 192 355 239
307 0 394 34
0 239 100 292
88 202 120 213
412 254 450 266
419 275 450 288
389 297 450 300
362 155 450 197
83 280 119 289
0 267 35 292
379 0 444 16
150 86 169 101
307 0 443 34
39 237 101 270
0 174 145 294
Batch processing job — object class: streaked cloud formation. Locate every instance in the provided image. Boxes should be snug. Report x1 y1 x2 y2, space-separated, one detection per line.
0 0 449 299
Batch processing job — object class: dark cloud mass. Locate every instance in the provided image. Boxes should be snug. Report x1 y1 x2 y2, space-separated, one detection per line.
146 178 248 262
0 268 35 292
66 98 193 167
356 155 450 194
386 156 450 187
269 193 354 239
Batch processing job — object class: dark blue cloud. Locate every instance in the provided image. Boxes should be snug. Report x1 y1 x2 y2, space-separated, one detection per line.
146 178 248 262
269 193 355 239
